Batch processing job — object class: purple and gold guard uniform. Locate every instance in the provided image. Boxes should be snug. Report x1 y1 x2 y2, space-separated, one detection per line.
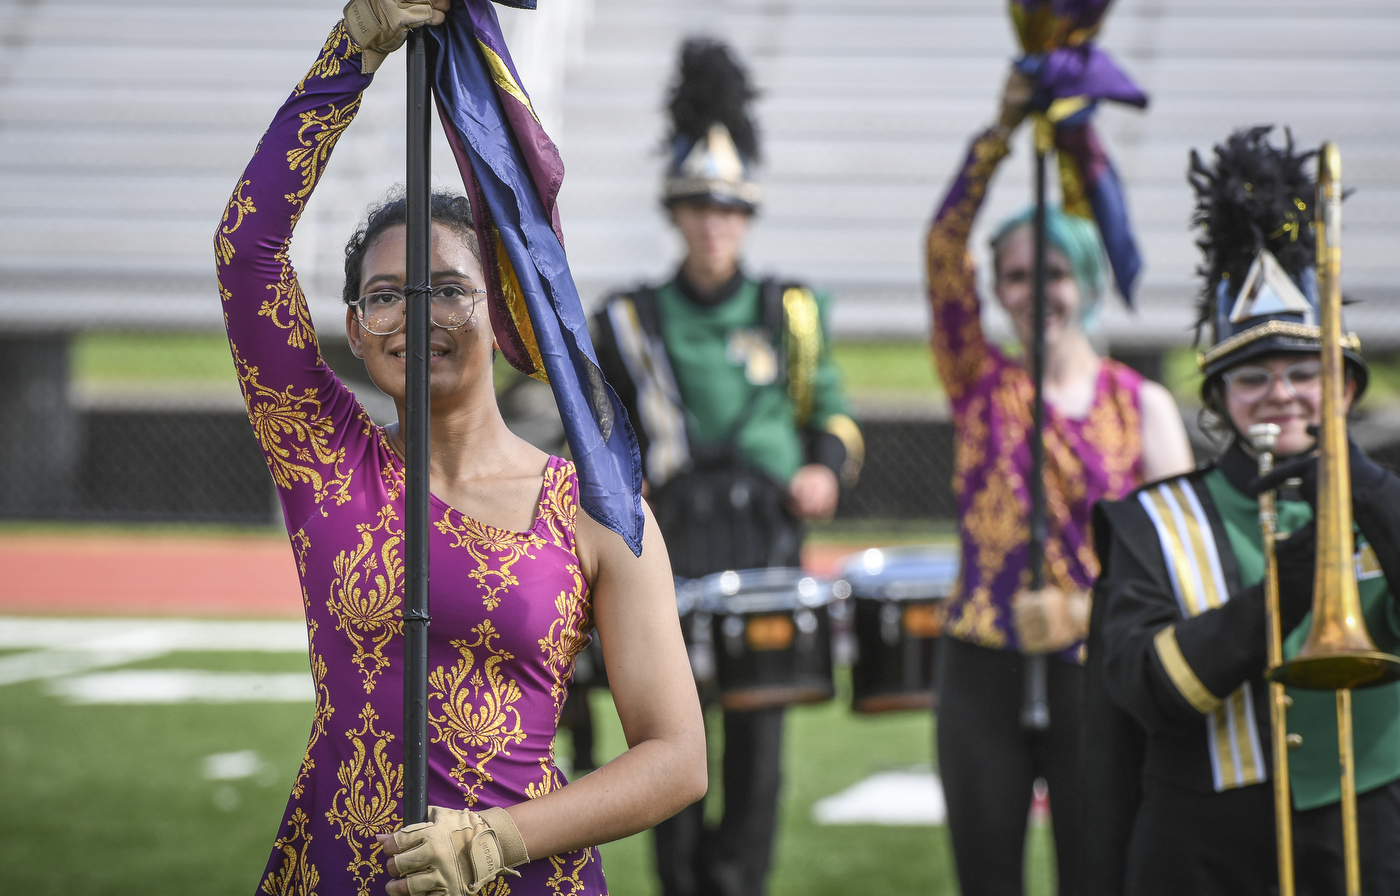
216 24 606 896
928 129 1146 655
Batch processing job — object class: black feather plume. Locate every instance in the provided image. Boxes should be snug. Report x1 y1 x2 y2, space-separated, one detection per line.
666 37 760 163
1189 126 1317 333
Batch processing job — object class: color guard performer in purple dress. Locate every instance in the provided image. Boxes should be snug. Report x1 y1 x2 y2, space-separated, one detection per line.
924 69 1193 895
215 4 705 894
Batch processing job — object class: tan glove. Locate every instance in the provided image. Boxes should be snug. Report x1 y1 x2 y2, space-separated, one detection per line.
390 806 530 895
1012 586 1090 654
342 0 444 74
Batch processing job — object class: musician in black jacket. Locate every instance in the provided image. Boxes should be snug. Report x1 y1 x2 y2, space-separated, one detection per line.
1083 127 1400 896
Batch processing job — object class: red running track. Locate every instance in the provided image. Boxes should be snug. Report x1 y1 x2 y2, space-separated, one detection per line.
0 533 878 618
0 534 304 618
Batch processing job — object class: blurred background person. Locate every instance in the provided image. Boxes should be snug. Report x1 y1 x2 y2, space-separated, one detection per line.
592 37 862 896
923 67 1194 896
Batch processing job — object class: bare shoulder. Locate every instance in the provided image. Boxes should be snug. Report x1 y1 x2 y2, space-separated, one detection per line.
574 500 674 599
1136 380 1194 479
1137 378 1180 419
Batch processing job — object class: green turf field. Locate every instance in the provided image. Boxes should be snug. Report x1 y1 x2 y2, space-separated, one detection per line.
0 646 1056 894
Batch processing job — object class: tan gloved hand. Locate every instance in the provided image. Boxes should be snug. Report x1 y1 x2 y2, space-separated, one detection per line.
390 806 530 895
342 0 444 74
1012 587 1090 654
995 67 1035 137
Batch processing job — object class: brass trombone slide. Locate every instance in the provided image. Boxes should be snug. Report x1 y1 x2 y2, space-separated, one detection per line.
1249 421 1294 896
1267 142 1400 896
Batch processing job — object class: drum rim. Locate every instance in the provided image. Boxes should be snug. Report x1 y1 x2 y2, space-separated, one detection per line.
838 543 959 601
681 567 834 612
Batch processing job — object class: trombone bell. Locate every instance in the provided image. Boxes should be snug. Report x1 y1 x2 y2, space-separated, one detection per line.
1267 142 1400 692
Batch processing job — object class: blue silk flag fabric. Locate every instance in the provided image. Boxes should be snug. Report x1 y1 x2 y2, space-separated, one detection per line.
1011 0 1145 303
428 0 645 555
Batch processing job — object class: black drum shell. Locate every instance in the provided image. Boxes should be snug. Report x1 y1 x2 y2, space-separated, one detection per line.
849 596 942 713
839 545 958 714
712 602 834 712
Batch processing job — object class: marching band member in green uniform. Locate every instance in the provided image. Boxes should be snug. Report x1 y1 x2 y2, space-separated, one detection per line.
591 38 861 896
1084 127 1400 896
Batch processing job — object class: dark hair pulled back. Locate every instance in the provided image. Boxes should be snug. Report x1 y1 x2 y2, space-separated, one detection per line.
342 188 482 306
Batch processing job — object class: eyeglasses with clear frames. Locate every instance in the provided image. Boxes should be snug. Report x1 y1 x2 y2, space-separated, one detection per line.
1221 360 1322 404
355 284 486 336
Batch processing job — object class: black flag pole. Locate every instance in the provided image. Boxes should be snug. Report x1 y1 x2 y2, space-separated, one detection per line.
403 27 433 826
1020 135 1052 732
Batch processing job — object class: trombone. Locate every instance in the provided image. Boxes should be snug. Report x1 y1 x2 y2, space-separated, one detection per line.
1256 142 1400 896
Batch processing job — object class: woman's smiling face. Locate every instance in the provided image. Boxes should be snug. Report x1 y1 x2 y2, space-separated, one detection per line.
992 224 1083 351
1223 352 1356 457
344 222 493 407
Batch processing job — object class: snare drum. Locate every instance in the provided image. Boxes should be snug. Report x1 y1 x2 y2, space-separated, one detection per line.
698 568 836 712
839 545 959 713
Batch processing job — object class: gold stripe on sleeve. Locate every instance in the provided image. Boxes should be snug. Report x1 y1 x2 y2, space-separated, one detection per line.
1153 625 1223 714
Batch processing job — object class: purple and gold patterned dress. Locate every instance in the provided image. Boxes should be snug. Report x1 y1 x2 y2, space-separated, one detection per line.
927 129 1146 658
215 23 606 896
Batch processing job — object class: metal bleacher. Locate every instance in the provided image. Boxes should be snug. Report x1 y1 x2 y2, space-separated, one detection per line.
0 0 1395 522
0 0 1395 345
554 0 1400 350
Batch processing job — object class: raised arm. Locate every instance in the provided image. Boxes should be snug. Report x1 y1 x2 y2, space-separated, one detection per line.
214 20 377 527
926 73 1027 405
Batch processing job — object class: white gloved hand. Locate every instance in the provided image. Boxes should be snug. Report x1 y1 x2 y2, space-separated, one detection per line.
388 805 530 895
342 0 445 74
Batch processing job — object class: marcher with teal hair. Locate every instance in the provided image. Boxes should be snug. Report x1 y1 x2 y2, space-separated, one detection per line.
991 204 1108 328
923 69 1194 896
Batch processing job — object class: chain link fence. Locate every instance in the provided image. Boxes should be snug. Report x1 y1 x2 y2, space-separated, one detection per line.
7 331 1400 528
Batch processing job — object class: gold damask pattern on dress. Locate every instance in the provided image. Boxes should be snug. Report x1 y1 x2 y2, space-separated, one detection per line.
525 755 564 801
231 343 354 506
536 461 579 550
287 103 358 205
949 584 1006 648
429 620 527 806
964 455 1026 598
259 99 359 351
329 505 404 693
293 528 312 577
1082 372 1142 496
926 133 1009 400
216 179 256 267
435 512 546 611
292 620 334 799
538 564 592 709
296 21 355 96
326 703 402 896
261 808 320 896
953 394 988 496
545 847 597 896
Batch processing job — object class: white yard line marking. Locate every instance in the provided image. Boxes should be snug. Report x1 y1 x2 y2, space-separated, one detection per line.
48 670 314 704
0 617 307 687
203 750 264 780
812 768 947 826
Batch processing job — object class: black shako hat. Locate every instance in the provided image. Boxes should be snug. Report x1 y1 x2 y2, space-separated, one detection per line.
662 37 762 212
1190 126 1366 397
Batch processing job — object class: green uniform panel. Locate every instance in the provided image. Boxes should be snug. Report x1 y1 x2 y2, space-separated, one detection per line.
654 278 850 484
1204 468 1400 810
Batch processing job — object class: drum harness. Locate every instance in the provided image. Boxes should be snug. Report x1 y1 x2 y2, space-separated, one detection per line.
610 278 820 578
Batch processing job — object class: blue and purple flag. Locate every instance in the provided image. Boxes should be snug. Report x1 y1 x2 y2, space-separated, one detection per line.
427 0 644 554
1011 0 1145 303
